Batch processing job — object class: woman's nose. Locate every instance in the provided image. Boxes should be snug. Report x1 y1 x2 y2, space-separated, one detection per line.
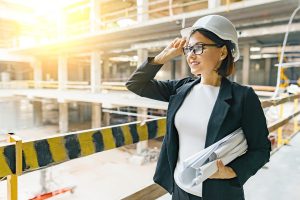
187 51 196 60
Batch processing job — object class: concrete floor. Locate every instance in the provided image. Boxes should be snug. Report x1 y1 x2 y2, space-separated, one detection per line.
0 146 158 200
244 132 300 200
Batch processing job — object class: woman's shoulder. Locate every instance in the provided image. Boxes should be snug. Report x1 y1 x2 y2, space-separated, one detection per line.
230 80 251 91
229 80 256 97
229 80 259 101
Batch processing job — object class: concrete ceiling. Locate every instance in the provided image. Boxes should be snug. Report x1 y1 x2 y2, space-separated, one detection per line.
5 0 300 57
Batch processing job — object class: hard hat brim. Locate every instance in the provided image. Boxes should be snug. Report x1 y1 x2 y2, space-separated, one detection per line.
180 27 194 38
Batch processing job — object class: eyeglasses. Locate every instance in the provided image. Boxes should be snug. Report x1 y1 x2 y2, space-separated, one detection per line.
182 43 223 56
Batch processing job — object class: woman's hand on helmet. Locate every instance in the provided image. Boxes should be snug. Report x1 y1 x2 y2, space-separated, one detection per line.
152 37 187 65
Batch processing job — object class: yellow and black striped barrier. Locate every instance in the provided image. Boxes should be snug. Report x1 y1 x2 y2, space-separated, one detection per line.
0 117 166 179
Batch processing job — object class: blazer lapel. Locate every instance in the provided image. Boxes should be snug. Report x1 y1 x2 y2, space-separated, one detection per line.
204 76 232 147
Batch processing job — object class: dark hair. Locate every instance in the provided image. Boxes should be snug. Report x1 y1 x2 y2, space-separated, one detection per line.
190 28 235 77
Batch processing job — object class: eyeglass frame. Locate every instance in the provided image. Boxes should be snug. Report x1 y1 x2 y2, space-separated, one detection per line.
182 42 224 56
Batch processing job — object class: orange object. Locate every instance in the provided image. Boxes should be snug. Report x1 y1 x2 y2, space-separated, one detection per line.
29 187 74 200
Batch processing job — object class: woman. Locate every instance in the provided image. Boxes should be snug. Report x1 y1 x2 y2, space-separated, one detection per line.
126 15 271 200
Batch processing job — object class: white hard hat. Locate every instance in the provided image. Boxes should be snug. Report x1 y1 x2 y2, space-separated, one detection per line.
180 15 240 62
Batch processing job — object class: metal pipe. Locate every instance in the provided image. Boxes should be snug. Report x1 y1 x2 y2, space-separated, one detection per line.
102 108 162 119
273 6 300 98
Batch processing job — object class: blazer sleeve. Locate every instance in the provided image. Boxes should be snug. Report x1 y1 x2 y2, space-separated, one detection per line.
125 57 192 102
227 87 271 186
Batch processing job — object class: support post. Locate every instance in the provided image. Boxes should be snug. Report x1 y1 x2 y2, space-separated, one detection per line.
6 133 22 200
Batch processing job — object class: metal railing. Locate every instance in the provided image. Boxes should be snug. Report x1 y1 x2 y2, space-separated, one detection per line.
0 80 90 90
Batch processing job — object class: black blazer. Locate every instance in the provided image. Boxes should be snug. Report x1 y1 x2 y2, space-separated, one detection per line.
126 58 271 200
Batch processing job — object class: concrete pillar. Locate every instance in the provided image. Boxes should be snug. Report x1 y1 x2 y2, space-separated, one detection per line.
137 107 148 154
264 58 271 85
137 0 149 22
90 0 101 32
103 112 110 127
33 101 43 126
111 64 117 79
92 103 102 128
58 55 68 90
102 59 110 81
91 52 102 93
59 102 68 133
208 0 221 9
32 59 42 88
242 44 250 85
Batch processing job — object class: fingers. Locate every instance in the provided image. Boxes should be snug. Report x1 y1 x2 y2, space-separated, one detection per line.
184 38 189 47
217 160 225 171
178 37 187 47
173 37 186 48
170 38 179 47
217 160 224 168
209 160 222 179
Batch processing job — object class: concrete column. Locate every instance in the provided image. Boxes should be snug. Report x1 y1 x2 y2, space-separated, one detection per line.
137 0 149 22
58 55 68 90
33 101 43 126
137 107 148 154
103 112 110 127
242 44 250 85
90 0 101 32
32 59 42 88
91 52 102 93
102 59 110 81
264 58 271 85
208 0 221 9
92 103 102 128
59 102 68 133
111 64 117 79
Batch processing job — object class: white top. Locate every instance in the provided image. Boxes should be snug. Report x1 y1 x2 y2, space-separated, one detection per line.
173 81 220 197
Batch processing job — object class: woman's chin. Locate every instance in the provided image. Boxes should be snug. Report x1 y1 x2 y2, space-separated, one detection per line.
190 69 202 76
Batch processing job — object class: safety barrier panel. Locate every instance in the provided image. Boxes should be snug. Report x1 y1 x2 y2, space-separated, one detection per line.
0 118 166 179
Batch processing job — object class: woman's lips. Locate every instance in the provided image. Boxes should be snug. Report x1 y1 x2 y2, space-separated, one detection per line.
190 61 200 66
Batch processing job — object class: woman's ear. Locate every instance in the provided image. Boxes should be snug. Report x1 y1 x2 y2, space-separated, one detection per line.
220 46 228 61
